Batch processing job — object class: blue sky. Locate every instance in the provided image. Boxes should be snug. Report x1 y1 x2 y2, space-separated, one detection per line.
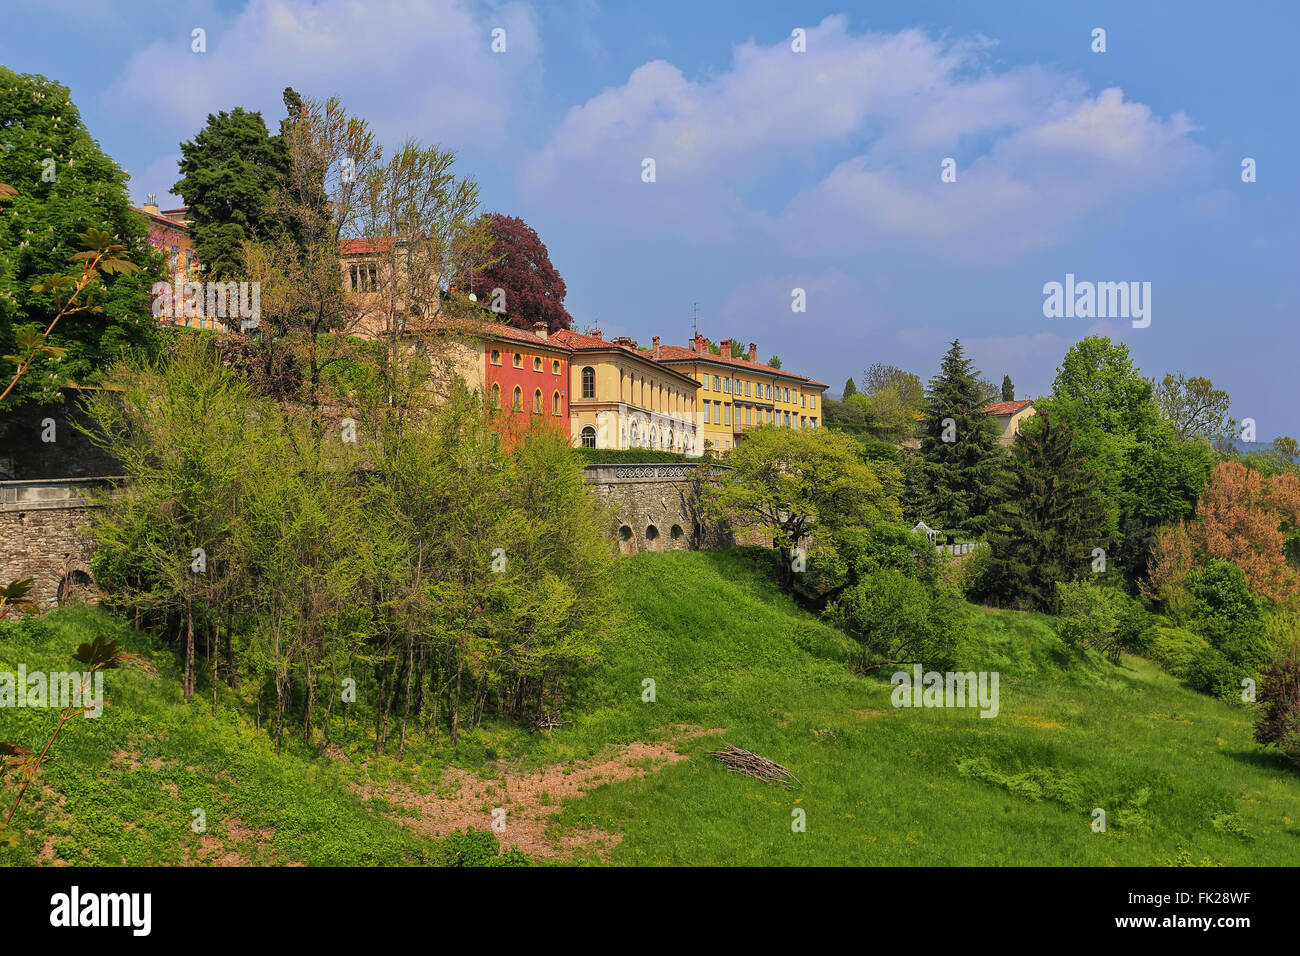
3 0 1296 437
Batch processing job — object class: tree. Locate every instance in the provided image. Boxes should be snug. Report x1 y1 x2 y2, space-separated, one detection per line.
767 355 782 369
470 213 572 333
702 425 899 591
842 377 857 399
1000 376 1015 402
914 340 1002 533
977 379 1000 404
864 363 924 406
1194 461 1300 603
174 105 289 278
974 411 1108 612
1154 373 1234 440
0 67 162 411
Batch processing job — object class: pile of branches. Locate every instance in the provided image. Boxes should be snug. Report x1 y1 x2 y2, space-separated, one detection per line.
706 744 800 789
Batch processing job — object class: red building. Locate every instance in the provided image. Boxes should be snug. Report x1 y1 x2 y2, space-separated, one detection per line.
477 321 571 439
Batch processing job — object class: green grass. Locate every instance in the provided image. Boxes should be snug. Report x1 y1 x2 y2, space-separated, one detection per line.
4 549 1299 866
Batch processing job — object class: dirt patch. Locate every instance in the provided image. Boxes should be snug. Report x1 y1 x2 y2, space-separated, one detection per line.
111 749 164 772
362 725 724 862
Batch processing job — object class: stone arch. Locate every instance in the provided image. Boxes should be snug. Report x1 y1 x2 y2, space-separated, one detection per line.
581 425 597 448
57 568 96 606
669 524 684 549
645 525 660 552
618 524 635 555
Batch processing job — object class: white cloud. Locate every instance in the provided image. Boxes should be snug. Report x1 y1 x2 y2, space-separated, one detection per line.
520 16 1206 261
103 0 541 152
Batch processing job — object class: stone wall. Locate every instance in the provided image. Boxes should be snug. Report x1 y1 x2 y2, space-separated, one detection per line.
0 479 108 611
581 463 733 554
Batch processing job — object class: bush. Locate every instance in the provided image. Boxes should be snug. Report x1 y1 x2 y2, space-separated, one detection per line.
1054 581 1154 664
827 568 964 672
433 828 530 867
573 448 692 464
1149 626 1212 679
1181 560 1273 696
1254 649 1300 765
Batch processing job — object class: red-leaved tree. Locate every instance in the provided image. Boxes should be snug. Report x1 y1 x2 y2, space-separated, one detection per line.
470 213 572 333
1194 461 1300 603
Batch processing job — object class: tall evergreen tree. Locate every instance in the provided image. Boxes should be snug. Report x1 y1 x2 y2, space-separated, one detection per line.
0 67 162 411
1001 375 1015 402
842 377 857 399
977 411 1108 612
174 105 289 277
915 339 1002 533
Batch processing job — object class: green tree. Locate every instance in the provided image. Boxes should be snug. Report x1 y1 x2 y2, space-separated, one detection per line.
174 105 289 277
915 340 1002 534
842 377 857 399
0 68 162 411
767 355 782 369
974 411 1108 612
1154 372 1234 440
1001 375 1015 402
702 425 899 591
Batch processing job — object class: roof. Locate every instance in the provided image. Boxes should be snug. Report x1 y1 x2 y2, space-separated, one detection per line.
475 321 569 353
652 344 824 387
982 399 1034 416
340 237 398 255
552 330 700 388
133 207 190 231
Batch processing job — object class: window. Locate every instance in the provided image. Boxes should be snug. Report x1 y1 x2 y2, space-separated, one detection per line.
724 404 731 425
513 353 522 368
490 349 501 365
712 375 720 391
766 384 773 400
582 366 595 398
801 394 806 407
513 386 522 411
745 406 751 425
724 377 732 394
349 263 377 291
810 395 816 409
745 381 751 396
552 391 561 415
490 383 500 408
810 417 817 428
581 426 596 448
552 360 561 374
534 357 542 372
783 387 790 403
533 388 543 414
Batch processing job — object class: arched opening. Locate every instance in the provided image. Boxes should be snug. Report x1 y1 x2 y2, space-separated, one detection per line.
512 386 522 411
618 525 635 555
582 366 596 399
692 522 703 549
490 383 500 408
645 525 660 552
533 388 543 414
669 524 684 549
57 569 96 606
552 391 561 415
581 426 597 448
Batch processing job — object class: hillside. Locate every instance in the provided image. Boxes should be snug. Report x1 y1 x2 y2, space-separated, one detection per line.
2 549 1298 865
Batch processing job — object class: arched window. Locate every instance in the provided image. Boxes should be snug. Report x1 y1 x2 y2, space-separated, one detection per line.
490 349 501 365
490 383 500 408
581 426 597 448
552 360 561 374
552 391 561 415
533 356 542 372
582 366 595 398
513 353 522 368
513 386 522 411
533 388 543 414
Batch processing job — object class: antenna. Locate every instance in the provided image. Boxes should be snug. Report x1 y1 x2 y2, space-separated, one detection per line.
691 302 698 338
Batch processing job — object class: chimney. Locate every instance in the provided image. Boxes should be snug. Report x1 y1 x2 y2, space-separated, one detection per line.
592 329 603 340
143 193 159 216
533 321 548 339
720 338 732 358
748 342 757 362
652 335 661 359
613 336 634 348
692 333 708 353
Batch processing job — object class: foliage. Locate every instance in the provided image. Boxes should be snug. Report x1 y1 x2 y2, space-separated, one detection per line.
767 355 782 369
911 340 1002 533
1000 375 1014 402
1148 626 1213 680
826 568 963 672
1194 461 1300 603
1141 521 1196 619
434 827 530 866
1254 647 1300 765
842 377 857 399
1181 560 1273 698
1154 372 1234 441
973 411 1107 612
0 68 162 411
572 447 691 464
470 213 572 333
173 105 289 277
1054 581 1153 663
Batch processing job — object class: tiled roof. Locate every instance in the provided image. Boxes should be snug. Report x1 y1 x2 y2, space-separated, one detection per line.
982 399 1034 416
133 207 190 230
551 330 699 387
653 343 824 387
340 237 398 255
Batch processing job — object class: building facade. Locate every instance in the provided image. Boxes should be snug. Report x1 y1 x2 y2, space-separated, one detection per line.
651 334 827 452
982 399 1036 446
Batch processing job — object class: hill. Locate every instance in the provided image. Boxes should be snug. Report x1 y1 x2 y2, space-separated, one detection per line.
2 549 1297 865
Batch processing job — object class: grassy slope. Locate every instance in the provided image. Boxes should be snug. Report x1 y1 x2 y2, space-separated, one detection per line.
3 549 1298 865
545 550 1300 865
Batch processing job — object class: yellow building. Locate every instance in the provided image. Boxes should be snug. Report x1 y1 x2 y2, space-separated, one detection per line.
651 334 828 452
552 329 701 455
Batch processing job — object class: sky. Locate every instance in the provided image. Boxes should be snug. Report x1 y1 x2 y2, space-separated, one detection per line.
2 0 1296 438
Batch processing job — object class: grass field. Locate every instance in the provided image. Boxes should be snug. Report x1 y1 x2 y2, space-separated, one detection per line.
2 548 1298 866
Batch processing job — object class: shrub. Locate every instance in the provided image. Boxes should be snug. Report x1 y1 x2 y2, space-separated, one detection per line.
1054 581 1153 664
1181 560 1273 697
827 568 963 672
1254 649 1300 765
433 828 530 867
1149 626 1212 679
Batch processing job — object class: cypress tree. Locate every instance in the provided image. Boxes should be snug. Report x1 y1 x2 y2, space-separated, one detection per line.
1001 375 1015 402
843 377 857 399
917 339 1002 533
979 411 1108 612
